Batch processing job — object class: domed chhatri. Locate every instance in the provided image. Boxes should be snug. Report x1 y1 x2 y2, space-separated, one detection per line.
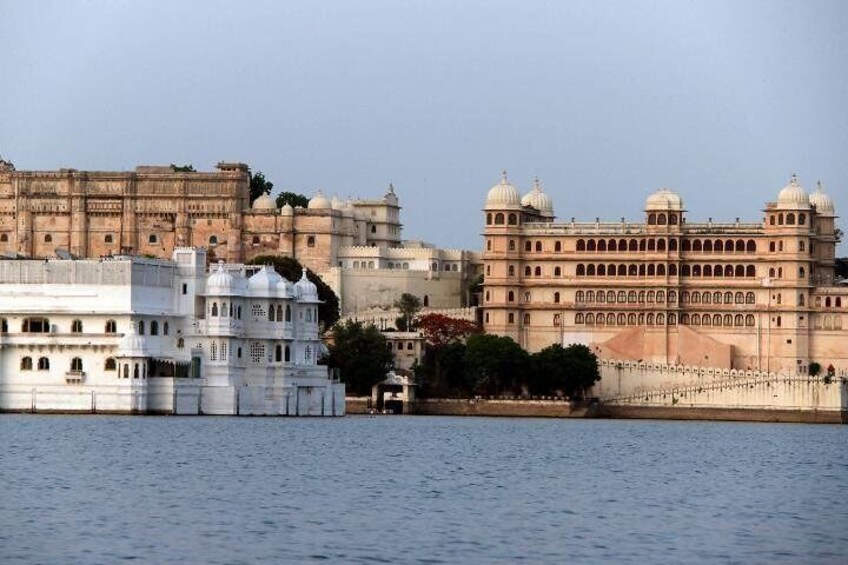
809 180 835 216
280 202 294 216
206 261 236 295
521 177 555 217
645 188 684 211
307 190 332 210
252 193 277 211
485 171 522 209
776 174 810 209
294 268 319 301
248 265 283 297
118 322 147 358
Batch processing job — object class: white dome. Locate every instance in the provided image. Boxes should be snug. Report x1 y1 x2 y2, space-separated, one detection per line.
308 190 332 210
118 323 147 358
276 277 294 298
248 265 283 297
331 196 343 210
252 193 277 211
521 178 554 217
280 203 294 216
809 181 835 216
645 189 684 211
776 175 810 209
206 261 236 295
294 268 319 302
485 172 521 209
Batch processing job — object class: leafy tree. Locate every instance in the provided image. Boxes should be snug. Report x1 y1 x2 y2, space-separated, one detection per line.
171 164 196 172
276 191 309 209
394 293 422 331
327 320 393 396
248 254 340 329
249 171 274 204
417 313 478 349
836 257 847 279
530 343 601 398
464 333 530 396
809 362 822 376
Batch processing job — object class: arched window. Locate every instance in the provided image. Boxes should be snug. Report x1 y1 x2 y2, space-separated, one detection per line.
799 293 805 306
724 291 733 304
212 302 219 317
734 240 744 252
275 345 282 362
587 240 597 252
586 314 594 325
37 357 50 370
285 305 292 322
138 320 145 335
798 213 806 225
284 345 291 363
617 264 626 276
576 291 585 302
724 265 733 277
307 236 316 247
554 292 561 303
494 213 505 225
629 239 638 251
211 341 217 361
778 213 784 225
523 313 531 325
736 314 745 327
608 239 617 252
607 291 616 303
554 266 562 277
837 298 843 308
22 317 50 333
71 319 83 333
0 234 7 243
269 306 276 322
535 241 542 252
508 291 515 302
149 234 158 244
690 292 700 304
648 213 657 225
668 314 677 325
150 321 159 335
786 213 795 225
746 265 756 277
647 264 655 277
647 313 655 325
598 240 607 252
628 264 637 276
44 234 53 243
657 213 667 225
647 290 655 303
508 213 517 225
668 291 677 304
799 267 805 278
525 266 532 276
608 264 616 277
734 265 744 277
508 265 515 277
534 266 542 277
657 239 666 252
746 315 755 327
746 240 756 252
570 314 578 325
703 265 712 277
134 364 140 379
577 239 586 252
588 264 596 276
555 241 562 252
70 357 83 372
587 291 595 302
576 264 585 276
508 240 516 251
105 358 116 371
21 356 33 370
486 213 493 225
648 239 656 252
746 292 755 304
693 240 702 252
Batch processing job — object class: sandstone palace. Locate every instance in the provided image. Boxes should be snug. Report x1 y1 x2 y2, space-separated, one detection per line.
481 174 846 375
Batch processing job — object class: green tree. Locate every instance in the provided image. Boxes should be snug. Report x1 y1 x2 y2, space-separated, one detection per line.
247 254 340 329
531 343 601 398
249 171 274 204
327 320 393 396
170 163 196 172
276 191 309 209
836 257 847 279
465 333 530 396
394 293 422 331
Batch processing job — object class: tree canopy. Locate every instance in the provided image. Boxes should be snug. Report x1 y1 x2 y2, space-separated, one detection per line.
530 343 601 398
276 191 309 209
327 320 393 396
464 333 530 396
247 254 340 329
170 163 196 172
394 293 422 331
417 313 478 350
249 171 274 204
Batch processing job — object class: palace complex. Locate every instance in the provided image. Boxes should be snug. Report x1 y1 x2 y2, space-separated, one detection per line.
482 173 846 374
0 158 478 314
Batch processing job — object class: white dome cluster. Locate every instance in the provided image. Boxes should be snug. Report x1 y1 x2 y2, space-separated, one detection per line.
248 265 294 298
645 189 684 211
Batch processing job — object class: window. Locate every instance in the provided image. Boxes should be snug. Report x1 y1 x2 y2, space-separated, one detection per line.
70 357 83 372
149 234 158 244
0 234 6 243
105 320 117 333
22 318 50 333
163 322 169 335
211 341 218 361
523 313 531 325
285 345 291 363
105 234 113 243
285 305 292 322
138 320 145 335
508 240 515 251
508 213 517 225
554 267 561 277
276 345 283 362
209 235 218 245
555 241 562 252
508 313 515 324
36 357 48 371
250 342 265 364
304 345 312 364
182 283 188 295
21 356 33 370
371 225 377 234
44 234 52 243
150 321 159 335
554 292 560 303
71 319 83 333
105 358 117 371
307 236 316 247
508 265 515 276
0 318 6 333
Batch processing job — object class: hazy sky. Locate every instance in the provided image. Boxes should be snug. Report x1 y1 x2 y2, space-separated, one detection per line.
1 1 845 253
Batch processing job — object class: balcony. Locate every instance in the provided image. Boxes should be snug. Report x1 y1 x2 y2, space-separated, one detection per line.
65 371 86 384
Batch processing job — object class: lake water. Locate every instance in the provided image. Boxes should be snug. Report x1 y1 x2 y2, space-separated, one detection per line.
1 415 846 564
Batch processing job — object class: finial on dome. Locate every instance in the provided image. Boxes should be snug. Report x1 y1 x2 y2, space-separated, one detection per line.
388 182 395 194
790 173 798 186
816 180 823 192
501 170 508 183
533 176 541 191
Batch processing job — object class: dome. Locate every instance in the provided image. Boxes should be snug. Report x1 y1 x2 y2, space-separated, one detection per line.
118 323 147 358
809 181 835 216
521 177 554 217
280 203 294 216
308 190 332 210
485 171 521 209
645 189 684 211
331 196 343 210
206 261 236 295
248 265 283 297
252 193 277 211
294 268 319 302
276 277 294 298
776 174 810 209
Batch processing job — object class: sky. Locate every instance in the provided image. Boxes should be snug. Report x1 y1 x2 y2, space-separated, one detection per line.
1 0 846 254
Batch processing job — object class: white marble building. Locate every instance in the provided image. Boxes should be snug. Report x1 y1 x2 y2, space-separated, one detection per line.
0 248 344 416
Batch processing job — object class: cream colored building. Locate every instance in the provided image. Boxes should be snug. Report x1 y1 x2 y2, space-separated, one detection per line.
0 159 480 316
482 173 846 374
